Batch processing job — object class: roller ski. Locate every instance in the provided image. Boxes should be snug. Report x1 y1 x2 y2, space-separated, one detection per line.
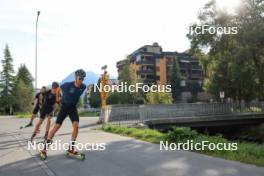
39 150 47 160
66 150 85 160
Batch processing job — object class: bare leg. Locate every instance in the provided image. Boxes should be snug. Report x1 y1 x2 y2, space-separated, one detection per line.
31 118 44 141
47 123 61 141
29 113 36 124
69 121 79 152
42 123 61 152
25 114 36 127
72 121 79 139
44 116 52 139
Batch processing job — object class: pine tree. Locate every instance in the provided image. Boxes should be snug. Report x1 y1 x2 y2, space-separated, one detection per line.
170 58 181 102
15 64 34 87
0 45 15 114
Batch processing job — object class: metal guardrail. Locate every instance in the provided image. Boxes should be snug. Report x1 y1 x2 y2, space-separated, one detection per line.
105 105 140 125
103 102 264 126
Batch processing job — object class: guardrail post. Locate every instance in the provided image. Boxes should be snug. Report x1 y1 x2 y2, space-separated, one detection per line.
139 105 145 123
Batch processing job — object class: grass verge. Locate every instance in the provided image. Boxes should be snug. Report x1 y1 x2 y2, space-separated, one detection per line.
102 124 264 166
79 111 100 117
15 112 31 118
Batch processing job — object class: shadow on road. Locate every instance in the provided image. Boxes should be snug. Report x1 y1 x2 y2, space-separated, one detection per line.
1 138 263 176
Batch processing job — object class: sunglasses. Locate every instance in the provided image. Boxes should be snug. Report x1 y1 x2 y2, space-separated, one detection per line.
78 78 84 81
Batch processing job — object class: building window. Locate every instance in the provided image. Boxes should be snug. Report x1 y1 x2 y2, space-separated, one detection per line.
181 70 186 74
136 55 141 62
192 70 201 74
180 80 186 87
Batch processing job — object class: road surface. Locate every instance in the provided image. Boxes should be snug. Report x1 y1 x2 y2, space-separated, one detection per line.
0 116 263 176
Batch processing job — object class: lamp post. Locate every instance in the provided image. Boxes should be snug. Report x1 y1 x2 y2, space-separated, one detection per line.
35 11 40 90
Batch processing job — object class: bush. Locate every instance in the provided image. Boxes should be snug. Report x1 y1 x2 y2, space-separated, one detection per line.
166 127 199 142
146 92 173 104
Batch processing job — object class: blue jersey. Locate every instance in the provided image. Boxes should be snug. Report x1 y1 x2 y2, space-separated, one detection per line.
60 81 86 106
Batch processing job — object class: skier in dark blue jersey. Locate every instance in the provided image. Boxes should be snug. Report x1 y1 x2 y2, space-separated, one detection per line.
40 69 86 159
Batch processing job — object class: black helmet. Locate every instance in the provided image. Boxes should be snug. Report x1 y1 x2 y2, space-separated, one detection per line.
52 82 59 89
75 69 86 80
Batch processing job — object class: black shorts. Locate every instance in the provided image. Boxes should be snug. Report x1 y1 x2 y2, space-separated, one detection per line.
32 105 40 114
40 106 53 119
56 104 79 125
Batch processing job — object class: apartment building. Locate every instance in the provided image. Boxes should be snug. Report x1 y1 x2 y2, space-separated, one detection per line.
117 43 206 101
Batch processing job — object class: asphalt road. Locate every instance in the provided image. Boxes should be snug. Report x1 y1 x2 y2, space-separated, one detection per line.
0 116 263 176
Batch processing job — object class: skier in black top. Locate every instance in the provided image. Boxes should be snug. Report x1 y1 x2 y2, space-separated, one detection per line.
23 86 46 128
30 82 61 141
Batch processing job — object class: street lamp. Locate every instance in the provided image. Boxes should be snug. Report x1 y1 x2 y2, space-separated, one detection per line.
35 11 40 90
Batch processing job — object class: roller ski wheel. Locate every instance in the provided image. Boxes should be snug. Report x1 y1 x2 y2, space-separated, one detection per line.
66 150 85 160
39 150 47 160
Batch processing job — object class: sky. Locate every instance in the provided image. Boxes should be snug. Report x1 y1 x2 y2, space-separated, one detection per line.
0 0 240 87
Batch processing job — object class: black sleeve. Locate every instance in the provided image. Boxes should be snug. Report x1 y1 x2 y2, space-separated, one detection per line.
35 92 40 99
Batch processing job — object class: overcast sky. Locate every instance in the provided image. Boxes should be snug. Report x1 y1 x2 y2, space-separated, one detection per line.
0 0 240 87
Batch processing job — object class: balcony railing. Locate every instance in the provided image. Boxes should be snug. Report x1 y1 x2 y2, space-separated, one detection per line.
136 60 154 65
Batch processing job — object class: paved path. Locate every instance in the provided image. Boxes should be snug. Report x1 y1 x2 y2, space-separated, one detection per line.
0 116 263 176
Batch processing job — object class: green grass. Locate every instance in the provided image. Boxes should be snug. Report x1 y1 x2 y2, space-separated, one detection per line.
79 111 100 117
15 112 31 118
102 124 264 166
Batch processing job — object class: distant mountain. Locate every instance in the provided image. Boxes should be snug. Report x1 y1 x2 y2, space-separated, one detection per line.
60 71 116 86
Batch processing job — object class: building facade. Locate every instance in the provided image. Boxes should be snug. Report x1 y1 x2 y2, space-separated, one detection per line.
117 43 206 101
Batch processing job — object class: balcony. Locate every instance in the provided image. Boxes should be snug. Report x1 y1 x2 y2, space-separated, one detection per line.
138 68 155 74
191 65 201 69
136 60 154 65
190 73 203 79
143 79 156 84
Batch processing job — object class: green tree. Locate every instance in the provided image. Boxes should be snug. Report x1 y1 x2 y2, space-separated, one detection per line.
77 98 84 108
146 92 173 104
13 64 34 112
13 80 33 112
89 80 101 108
169 58 181 102
107 92 121 104
187 0 264 101
15 64 34 86
0 45 15 114
83 91 88 105
118 56 144 104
